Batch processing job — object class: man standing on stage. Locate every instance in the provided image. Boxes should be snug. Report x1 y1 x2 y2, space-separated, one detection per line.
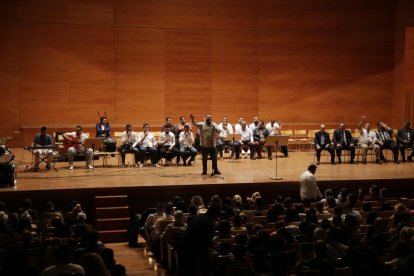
299 164 322 201
190 114 221 175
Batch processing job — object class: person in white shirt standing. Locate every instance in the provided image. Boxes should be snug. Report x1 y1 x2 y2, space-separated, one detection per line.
63 125 93 170
119 124 139 168
179 124 197 166
134 123 158 168
266 119 288 157
300 164 322 201
158 125 177 165
358 115 381 164
236 121 255 160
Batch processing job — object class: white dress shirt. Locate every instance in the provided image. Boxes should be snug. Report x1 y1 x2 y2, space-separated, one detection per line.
159 131 175 147
218 123 233 134
179 131 195 147
266 122 281 136
249 122 259 131
234 123 242 134
359 128 377 145
134 131 156 147
300 170 322 200
121 131 138 145
236 127 253 142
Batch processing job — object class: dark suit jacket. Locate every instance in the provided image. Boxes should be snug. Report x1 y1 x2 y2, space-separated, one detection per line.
253 128 270 142
333 129 354 146
397 128 414 144
314 131 331 147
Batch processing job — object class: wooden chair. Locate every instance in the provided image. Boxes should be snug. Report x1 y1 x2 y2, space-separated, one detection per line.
295 130 310 151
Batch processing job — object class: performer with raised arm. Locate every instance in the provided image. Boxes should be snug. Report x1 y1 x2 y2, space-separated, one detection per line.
397 120 414 162
191 114 221 175
358 116 381 164
134 123 158 168
63 125 93 170
179 124 197 166
32 126 55 172
119 124 139 168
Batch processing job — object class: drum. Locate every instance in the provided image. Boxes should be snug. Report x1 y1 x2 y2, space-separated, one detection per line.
0 162 16 187
104 141 117 152
0 145 14 164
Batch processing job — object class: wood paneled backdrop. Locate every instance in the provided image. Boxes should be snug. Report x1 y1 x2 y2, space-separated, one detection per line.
0 0 413 145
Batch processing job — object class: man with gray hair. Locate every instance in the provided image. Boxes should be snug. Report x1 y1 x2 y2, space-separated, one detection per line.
314 124 335 165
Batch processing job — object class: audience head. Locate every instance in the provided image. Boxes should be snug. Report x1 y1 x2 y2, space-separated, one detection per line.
173 210 184 223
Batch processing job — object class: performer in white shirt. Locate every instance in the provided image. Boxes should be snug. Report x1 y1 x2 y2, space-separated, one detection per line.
216 120 235 160
63 125 93 170
300 164 322 201
236 121 255 160
179 124 197 166
358 116 381 164
266 119 288 157
249 117 260 131
158 125 177 165
134 123 158 168
234 117 243 134
119 124 139 168
266 119 281 135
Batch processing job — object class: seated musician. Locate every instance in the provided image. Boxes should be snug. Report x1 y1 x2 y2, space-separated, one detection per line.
236 121 255 160
179 124 197 166
177 115 188 134
216 120 235 160
32 126 55 172
234 117 243 133
333 123 355 164
358 116 380 164
249 116 260 131
397 120 414 162
162 116 180 165
314 124 335 165
96 116 116 152
253 120 272 160
134 123 159 168
119 124 139 168
95 116 111 140
266 119 288 157
376 121 399 164
158 125 177 165
63 125 93 170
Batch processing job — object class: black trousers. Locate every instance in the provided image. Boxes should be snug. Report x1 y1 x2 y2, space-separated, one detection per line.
380 141 399 161
315 144 335 162
335 144 355 161
201 146 218 173
157 145 178 162
398 142 414 160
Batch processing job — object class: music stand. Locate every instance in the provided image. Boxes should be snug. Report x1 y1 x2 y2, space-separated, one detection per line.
84 138 103 168
226 134 241 161
265 135 289 180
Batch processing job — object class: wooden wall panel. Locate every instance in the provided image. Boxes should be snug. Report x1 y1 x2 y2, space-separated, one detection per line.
211 0 258 30
115 0 164 28
0 0 113 26
211 30 258 123
165 29 212 121
164 0 211 29
115 28 165 127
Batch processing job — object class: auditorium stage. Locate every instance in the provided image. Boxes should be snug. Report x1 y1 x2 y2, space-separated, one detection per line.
1 149 413 214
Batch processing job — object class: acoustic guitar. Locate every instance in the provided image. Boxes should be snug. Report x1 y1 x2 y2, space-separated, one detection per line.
63 137 83 149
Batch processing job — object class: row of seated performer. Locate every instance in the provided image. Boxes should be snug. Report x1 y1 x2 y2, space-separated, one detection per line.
314 115 414 165
30 114 413 170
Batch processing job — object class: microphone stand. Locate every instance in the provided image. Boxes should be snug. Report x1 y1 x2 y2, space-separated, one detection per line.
270 141 282 180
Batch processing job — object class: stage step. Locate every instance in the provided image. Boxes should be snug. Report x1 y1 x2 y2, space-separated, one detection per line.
94 195 130 243
95 195 128 207
97 217 130 231
99 229 129 243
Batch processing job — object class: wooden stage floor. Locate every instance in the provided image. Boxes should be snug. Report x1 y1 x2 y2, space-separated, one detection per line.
2 148 413 193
